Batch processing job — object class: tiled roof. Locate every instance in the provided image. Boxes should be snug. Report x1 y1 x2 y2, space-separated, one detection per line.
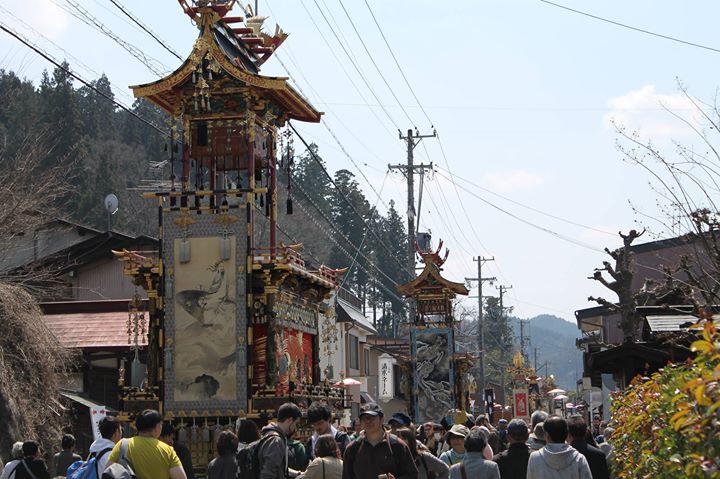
44 311 147 349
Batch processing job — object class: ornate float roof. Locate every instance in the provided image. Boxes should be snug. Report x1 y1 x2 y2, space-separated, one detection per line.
130 4 321 123
398 241 469 297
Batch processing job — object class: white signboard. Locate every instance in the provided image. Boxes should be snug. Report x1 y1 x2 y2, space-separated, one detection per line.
90 407 108 441
378 354 395 400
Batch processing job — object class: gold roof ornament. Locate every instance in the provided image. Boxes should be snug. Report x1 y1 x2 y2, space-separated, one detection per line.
513 351 525 368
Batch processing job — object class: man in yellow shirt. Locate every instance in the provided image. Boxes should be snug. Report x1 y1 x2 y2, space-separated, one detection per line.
106 409 187 479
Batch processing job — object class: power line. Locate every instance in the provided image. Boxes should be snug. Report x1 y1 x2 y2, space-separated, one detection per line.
289 122 413 279
0 22 169 137
50 0 169 76
362 0 433 127
434 165 617 236
107 0 184 61
540 0 720 54
0 4 135 103
434 169 604 252
291 176 405 301
305 0 400 130
336 0 415 126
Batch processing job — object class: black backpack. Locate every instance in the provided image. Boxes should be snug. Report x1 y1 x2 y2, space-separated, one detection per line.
237 432 281 479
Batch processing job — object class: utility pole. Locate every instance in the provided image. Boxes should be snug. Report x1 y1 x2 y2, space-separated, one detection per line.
519 319 530 363
498 284 512 402
465 257 495 401
389 128 436 325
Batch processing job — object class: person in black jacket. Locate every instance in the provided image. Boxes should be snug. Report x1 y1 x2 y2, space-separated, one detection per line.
14 441 50 479
306 402 351 463
492 419 530 479
568 417 610 479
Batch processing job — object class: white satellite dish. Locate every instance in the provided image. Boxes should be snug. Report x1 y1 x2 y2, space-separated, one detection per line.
104 193 119 215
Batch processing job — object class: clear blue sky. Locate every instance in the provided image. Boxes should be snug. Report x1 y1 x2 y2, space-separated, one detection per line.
2 0 719 321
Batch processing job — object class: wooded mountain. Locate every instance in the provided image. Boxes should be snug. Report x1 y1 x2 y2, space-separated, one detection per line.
510 314 582 391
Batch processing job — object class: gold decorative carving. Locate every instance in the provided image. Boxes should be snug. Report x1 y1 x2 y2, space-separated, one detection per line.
173 213 197 228
213 214 239 226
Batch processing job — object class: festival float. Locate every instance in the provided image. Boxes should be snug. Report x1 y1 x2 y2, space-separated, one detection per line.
113 0 345 469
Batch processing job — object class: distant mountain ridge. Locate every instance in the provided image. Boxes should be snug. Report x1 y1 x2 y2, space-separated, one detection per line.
510 314 581 391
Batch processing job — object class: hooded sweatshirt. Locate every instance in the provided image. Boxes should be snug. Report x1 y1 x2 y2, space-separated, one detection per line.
526 444 592 479
88 438 117 475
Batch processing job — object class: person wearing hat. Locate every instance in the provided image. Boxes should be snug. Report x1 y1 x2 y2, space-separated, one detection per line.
527 423 547 451
447 430 499 479
342 403 418 479
492 419 531 479
388 413 412 434
438 425 469 466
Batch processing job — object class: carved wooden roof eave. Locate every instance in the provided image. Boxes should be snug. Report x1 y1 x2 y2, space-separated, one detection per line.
129 20 322 122
397 262 469 297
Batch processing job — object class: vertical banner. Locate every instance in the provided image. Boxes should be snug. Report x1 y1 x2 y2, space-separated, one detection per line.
378 354 395 400
513 389 529 418
163 212 247 415
484 388 495 422
412 328 455 423
90 407 107 441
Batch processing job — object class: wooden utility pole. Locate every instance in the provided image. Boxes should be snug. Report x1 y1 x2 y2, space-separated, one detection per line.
498 284 512 401
389 128 435 325
465 257 495 400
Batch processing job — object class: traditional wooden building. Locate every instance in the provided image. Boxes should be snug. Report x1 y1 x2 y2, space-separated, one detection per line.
113 1 345 469
398 241 470 422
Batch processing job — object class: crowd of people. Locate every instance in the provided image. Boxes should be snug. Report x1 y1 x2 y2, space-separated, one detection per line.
0 404 615 479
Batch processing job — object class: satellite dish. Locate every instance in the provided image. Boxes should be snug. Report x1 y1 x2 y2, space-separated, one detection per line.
104 193 119 215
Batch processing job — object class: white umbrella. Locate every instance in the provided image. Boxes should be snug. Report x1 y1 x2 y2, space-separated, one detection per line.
554 394 569 401
334 377 362 387
548 388 566 395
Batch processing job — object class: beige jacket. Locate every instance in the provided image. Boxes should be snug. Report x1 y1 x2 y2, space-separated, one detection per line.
303 457 343 479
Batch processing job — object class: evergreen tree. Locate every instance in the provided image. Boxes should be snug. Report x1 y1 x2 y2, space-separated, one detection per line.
78 74 116 139
293 143 332 218
328 169 370 296
38 63 86 170
376 200 407 314
0 70 40 158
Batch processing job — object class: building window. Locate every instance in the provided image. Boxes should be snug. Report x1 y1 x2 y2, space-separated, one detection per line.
364 348 370 375
349 335 359 370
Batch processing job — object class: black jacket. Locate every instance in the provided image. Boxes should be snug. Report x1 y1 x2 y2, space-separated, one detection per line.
570 440 610 479
13 458 51 479
343 432 418 479
493 443 530 479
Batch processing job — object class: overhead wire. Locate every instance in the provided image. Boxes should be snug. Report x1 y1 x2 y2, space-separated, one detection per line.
306 0 401 130
435 169 605 252
107 0 184 61
540 0 720 54
290 122 414 279
434 165 617 236
0 22 169 137
49 0 169 76
336 0 415 126
291 175 405 301
0 3 136 103
362 0 433 127
292 0 397 135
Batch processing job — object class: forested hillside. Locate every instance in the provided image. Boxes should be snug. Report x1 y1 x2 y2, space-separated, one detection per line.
0 65 408 334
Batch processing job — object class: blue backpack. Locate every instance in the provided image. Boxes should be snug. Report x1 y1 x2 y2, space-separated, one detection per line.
67 447 113 479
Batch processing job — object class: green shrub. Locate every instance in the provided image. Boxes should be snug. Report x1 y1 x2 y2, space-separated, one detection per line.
611 320 720 478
